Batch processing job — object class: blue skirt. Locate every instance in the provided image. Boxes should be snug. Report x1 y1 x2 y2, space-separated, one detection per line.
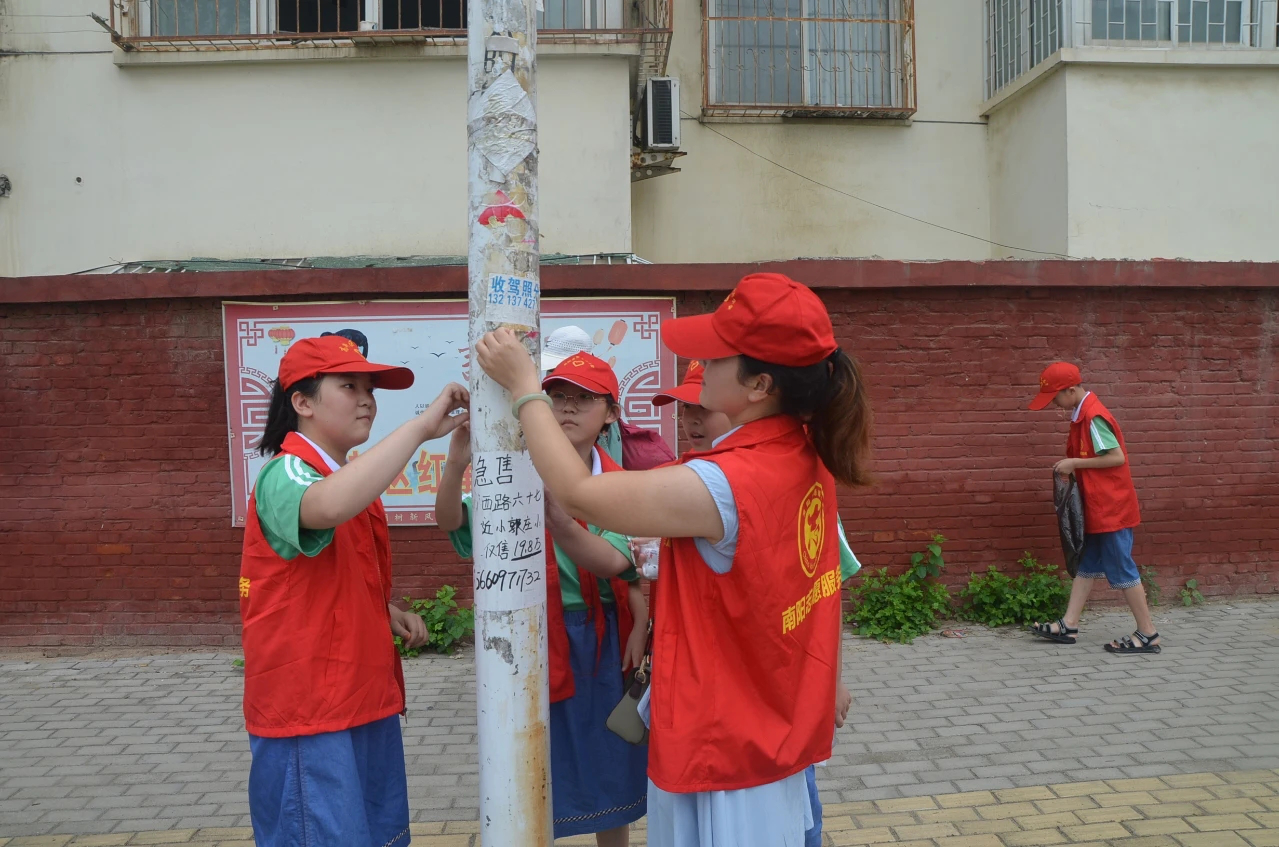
551 606 649 838
248 714 410 847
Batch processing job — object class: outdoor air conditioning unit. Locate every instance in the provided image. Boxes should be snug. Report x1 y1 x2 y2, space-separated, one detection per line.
642 78 680 151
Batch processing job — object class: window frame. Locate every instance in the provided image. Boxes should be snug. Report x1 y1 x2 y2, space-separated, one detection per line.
702 0 917 119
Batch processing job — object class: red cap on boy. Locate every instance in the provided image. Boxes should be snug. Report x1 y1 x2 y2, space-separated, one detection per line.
652 360 705 407
542 352 619 402
278 335 415 391
1028 362 1082 411
660 273 838 367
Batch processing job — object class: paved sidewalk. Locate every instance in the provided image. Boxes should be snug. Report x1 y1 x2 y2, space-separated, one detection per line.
1 600 1277 845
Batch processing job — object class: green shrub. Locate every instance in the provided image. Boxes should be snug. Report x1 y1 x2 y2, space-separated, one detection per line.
396 585 475 657
1180 579 1205 607
1141 566 1161 607
958 553 1070 628
849 535 951 644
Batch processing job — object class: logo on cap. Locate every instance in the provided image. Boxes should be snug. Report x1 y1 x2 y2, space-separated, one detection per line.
798 482 826 578
338 340 359 356
723 290 738 310
569 355 590 368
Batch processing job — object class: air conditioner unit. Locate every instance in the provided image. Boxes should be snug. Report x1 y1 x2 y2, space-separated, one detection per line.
643 78 680 151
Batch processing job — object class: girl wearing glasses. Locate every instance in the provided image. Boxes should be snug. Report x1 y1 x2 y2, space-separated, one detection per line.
437 353 649 847
476 274 873 846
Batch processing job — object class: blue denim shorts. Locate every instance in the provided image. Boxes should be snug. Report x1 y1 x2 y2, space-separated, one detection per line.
1076 528 1141 589
248 714 410 847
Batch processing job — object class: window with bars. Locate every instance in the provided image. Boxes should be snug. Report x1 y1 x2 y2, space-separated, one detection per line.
987 0 1278 97
704 0 915 116
137 0 625 35
1089 0 1250 43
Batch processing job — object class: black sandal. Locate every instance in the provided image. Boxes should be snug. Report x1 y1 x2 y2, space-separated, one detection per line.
1105 631 1161 654
1031 618 1078 644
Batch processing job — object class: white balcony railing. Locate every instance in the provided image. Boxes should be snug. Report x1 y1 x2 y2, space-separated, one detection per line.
987 0 1279 97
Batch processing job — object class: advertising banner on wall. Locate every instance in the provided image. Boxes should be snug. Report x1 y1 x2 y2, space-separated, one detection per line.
223 298 677 527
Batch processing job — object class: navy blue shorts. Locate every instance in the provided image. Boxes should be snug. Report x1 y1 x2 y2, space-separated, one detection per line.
804 765 823 847
248 714 410 847
551 606 648 838
1076 528 1141 589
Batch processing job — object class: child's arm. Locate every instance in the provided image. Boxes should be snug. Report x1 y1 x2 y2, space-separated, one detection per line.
1055 446 1125 475
545 492 632 578
300 384 469 529
435 423 471 533
622 582 648 671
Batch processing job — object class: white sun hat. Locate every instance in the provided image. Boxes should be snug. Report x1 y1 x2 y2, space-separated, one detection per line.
540 325 594 371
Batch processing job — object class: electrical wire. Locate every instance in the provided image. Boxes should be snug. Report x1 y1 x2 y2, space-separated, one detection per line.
681 109 1075 259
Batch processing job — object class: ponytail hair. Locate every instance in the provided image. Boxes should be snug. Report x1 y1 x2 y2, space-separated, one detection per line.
738 349 872 487
256 376 322 457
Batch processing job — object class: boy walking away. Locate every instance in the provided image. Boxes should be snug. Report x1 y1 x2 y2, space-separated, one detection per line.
1028 362 1161 655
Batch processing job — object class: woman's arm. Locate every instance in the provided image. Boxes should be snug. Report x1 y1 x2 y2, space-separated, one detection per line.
435 423 471 533
300 384 469 529
475 330 724 540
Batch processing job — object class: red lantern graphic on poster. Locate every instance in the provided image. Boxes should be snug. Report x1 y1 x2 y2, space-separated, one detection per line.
268 326 295 349
607 319 627 348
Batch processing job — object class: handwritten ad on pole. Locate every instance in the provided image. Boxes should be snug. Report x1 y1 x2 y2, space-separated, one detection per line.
471 450 547 611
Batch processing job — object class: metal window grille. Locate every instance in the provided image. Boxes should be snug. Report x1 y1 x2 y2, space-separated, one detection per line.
704 0 916 117
988 0 1279 97
986 0 1063 98
132 0 637 35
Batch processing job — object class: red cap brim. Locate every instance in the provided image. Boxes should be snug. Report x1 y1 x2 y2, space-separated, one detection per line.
652 383 704 407
1027 390 1056 411
661 314 739 361
324 362 415 390
542 375 617 402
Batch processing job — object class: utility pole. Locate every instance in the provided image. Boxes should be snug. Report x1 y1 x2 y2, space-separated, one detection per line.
466 0 552 841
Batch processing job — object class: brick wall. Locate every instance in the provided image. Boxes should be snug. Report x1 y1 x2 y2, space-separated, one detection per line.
1 267 1276 646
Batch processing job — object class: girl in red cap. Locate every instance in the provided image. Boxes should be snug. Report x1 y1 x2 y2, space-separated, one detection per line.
239 335 469 847
650 359 862 847
477 273 872 846
437 351 649 847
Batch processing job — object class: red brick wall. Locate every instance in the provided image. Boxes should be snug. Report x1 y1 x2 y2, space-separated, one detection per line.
2 274 1276 646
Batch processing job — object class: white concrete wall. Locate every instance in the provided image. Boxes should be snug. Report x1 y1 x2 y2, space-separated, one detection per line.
0 0 633 277
987 70 1069 260
1064 63 1279 262
631 0 995 263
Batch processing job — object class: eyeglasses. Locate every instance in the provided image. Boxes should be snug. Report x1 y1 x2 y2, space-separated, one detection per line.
548 390 606 411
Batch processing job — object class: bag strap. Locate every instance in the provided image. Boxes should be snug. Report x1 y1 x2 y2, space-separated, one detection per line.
633 618 654 685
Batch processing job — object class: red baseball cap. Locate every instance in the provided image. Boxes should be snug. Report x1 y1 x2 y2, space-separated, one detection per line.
278 335 415 391
541 352 619 401
661 273 838 367
1028 362 1082 410
652 360 705 407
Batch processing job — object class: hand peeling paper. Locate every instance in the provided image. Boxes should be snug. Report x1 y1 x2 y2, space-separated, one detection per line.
468 71 537 180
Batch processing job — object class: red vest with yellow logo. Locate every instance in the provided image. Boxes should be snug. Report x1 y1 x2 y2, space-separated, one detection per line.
1068 393 1141 534
239 432 405 737
648 415 840 793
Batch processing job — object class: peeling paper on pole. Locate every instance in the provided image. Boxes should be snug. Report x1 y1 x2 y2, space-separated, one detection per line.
471 451 548 612
485 273 539 328
468 71 537 181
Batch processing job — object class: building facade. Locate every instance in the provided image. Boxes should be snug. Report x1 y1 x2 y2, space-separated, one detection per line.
3 0 1278 275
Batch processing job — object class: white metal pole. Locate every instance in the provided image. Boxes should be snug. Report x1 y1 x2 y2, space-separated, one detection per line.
466 0 553 840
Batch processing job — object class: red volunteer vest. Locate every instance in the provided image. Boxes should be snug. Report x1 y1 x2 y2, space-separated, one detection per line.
239 432 405 737
648 415 841 793
546 448 636 703
1068 393 1141 534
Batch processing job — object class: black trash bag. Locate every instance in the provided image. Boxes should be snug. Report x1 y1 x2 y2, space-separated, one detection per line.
1054 472 1085 578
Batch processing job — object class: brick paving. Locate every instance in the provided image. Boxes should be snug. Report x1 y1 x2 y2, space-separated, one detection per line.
1 600 1276 845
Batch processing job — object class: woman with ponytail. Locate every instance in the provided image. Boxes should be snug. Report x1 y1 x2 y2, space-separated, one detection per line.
476 273 872 846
